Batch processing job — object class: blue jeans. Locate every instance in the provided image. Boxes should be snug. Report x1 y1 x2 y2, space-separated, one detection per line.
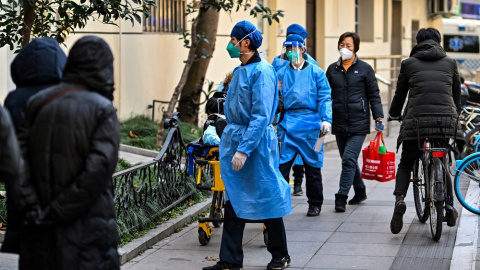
336 135 366 195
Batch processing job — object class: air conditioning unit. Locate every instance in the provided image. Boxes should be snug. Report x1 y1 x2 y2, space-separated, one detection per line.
428 0 458 17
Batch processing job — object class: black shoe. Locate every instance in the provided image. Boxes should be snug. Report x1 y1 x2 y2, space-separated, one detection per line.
267 255 291 270
307 205 321 216
445 205 458 227
390 195 406 234
335 194 348 212
293 184 303 196
202 261 243 270
348 187 367 205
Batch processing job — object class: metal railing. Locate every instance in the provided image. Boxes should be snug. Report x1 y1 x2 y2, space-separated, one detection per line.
113 112 196 237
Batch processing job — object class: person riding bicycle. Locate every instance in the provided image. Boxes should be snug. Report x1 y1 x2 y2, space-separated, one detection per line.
388 28 461 234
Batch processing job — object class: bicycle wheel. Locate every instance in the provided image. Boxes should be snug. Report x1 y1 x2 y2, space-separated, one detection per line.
454 153 480 215
429 158 444 241
413 158 429 222
462 126 480 157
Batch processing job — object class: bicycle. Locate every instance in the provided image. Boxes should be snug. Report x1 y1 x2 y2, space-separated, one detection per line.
409 113 457 241
454 152 480 215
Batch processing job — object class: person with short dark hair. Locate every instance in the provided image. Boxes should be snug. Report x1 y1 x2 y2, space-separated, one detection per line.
388 27 461 234
326 32 384 212
12 36 121 270
203 20 292 270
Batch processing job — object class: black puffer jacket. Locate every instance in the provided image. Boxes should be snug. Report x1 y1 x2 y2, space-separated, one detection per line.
326 56 384 135
0 105 22 195
2 37 66 255
15 36 120 270
389 39 461 144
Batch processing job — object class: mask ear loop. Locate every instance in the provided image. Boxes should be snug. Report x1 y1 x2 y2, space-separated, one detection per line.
235 29 258 55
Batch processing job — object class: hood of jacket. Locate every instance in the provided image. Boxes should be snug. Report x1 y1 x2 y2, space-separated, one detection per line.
410 39 446 61
10 37 66 88
62 36 115 100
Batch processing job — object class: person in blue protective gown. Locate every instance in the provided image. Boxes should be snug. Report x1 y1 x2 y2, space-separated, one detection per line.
276 34 332 217
202 20 293 270
272 24 319 196
272 24 318 71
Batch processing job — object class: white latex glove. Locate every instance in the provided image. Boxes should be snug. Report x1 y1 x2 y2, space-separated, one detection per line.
232 151 247 171
321 121 331 134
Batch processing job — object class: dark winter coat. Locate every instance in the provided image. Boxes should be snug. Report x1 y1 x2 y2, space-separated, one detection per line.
1 37 66 254
326 56 384 135
389 40 461 145
4 37 66 127
0 105 22 203
14 36 120 270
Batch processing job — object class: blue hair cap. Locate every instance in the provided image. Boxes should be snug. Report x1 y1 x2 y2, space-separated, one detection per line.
286 24 308 39
231 20 263 49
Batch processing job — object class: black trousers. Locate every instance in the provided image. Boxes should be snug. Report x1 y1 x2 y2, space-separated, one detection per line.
394 140 422 197
292 165 304 181
219 201 288 267
279 156 323 207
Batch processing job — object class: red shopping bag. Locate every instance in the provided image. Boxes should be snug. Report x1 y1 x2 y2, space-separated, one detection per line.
361 132 396 182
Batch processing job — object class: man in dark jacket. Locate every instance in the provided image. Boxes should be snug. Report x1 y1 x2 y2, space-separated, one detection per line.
1 37 66 254
12 36 120 270
388 28 461 234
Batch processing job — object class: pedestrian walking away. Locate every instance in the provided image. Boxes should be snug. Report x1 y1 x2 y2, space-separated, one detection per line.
203 20 293 270
276 34 332 217
272 23 319 196
9 36 121 270
0 104 22 248
1 37 67 255
326 32 384 212
388 27 461 234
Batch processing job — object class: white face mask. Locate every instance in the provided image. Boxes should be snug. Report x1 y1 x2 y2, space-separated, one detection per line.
339 48 353 60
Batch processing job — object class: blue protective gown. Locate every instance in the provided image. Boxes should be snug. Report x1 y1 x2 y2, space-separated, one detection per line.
272 52 318 72
273 52 318 168
276 63 332 168
219 59 293 220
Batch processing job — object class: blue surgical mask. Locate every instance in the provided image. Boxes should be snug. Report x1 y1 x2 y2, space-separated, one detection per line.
227 42 240 58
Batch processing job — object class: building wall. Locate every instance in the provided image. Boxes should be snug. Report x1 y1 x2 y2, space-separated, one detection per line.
0 0 445 121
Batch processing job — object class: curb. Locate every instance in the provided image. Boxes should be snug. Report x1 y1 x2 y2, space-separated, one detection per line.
118 199 211 265
119 144 159 158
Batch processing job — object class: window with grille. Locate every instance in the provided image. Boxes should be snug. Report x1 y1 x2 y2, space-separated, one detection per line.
144 0 186 33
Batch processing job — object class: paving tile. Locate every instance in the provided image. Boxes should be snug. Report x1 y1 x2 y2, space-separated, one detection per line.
317 242 400 257
337 221 407 234
327 231 404 244
306 254 394 270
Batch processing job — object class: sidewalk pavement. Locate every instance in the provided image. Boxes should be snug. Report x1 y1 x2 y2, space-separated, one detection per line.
120 125 480 270
1 130 479 269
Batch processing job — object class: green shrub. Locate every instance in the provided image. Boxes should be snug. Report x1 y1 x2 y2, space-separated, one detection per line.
119 114 203 150
120 115 159 150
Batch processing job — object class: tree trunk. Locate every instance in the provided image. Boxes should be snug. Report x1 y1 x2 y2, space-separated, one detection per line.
155 2 220 147
177 5 220 125
21 0 37 47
